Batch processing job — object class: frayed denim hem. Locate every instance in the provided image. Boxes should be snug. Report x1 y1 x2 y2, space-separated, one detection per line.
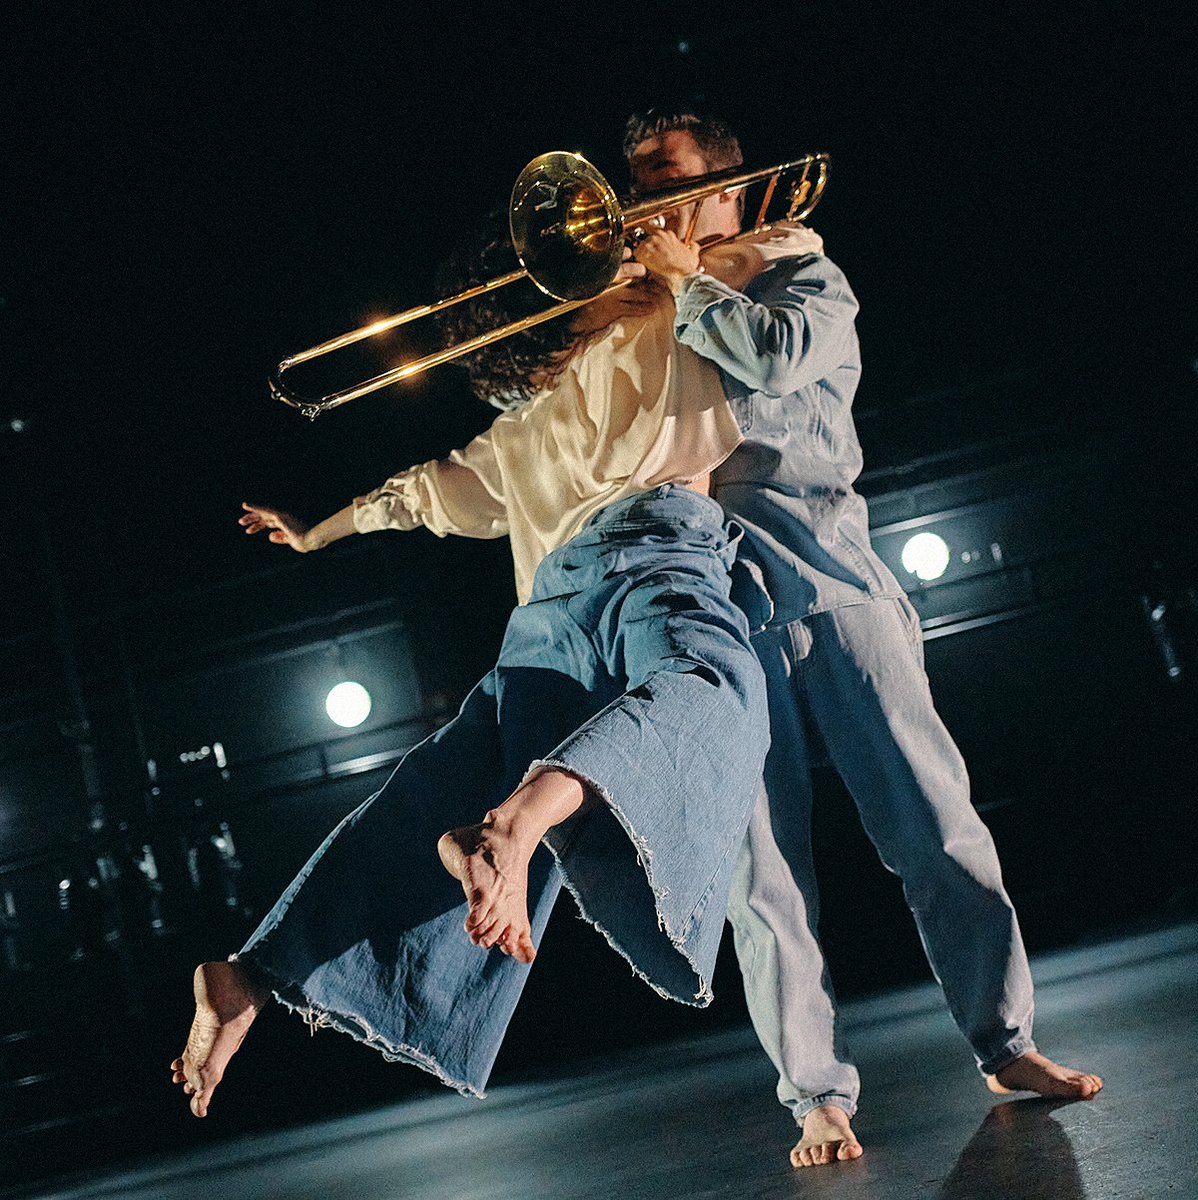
977 1035 1037 1077
526 757 714 1008
228 952 485 1099
790 1092 857 1121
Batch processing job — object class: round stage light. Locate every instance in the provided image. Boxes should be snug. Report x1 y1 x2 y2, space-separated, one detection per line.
326 681 372 728
901 532 951 582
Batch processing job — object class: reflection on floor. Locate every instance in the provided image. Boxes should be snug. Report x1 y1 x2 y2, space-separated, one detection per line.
12 924 1197 1200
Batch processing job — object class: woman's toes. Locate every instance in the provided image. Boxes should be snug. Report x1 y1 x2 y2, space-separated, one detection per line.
465 901 494 933
515 930 536 964
475 918 503 948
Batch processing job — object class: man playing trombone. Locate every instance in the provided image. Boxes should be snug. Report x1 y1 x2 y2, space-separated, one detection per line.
172 114 1101 1167
621 108 1102 1168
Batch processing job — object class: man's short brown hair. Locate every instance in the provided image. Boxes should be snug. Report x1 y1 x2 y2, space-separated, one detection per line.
622 109 744 174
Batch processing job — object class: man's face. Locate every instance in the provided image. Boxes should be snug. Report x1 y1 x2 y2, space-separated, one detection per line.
629 129 741 243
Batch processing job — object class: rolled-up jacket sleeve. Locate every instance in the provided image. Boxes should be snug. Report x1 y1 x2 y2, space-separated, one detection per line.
352 429 509 540
672 256 858 397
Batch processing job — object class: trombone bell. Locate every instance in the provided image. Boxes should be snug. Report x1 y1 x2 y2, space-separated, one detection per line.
509 152 625 302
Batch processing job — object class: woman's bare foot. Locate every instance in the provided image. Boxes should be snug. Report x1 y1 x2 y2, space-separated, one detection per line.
437 769 590 965
986 1050 1103 1100
170 961 267 1118
438 817 538 964
790 1104 864 1168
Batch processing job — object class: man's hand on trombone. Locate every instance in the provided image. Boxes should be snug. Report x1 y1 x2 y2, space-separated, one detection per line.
617 244 648 282
631 230 702 296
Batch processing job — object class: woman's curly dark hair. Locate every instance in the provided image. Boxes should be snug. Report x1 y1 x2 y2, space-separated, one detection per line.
435 209 581 409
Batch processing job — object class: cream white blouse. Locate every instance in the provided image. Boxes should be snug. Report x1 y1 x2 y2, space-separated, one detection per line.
353 223 823 604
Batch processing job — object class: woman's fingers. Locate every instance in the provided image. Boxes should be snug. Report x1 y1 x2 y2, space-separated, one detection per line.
240 503 305 549
241 502 281 522
240 503 289 537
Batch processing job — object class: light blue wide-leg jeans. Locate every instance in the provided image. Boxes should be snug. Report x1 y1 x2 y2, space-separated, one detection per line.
234 485 769 1097
726 596 1035 1121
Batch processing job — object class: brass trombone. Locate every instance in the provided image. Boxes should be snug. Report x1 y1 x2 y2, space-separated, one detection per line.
270 150 829 419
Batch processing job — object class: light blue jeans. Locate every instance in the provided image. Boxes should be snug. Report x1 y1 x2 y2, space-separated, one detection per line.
235 485 769 1097
726 598 1035 1120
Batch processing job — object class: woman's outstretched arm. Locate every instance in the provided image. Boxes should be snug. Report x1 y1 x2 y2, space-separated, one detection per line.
238 501 356 552
238 423 510 555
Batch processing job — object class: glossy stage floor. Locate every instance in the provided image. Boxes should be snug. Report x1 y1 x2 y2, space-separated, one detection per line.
17 924 1197 1200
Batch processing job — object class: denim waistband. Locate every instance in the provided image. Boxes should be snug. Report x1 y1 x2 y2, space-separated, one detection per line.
579 484 726 535
532 485 737 601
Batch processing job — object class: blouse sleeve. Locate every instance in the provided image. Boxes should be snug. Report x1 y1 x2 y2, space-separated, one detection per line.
352 428 509 540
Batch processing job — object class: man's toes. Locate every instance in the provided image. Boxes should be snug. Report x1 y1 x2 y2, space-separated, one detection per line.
183 1082 196 1095
171 1057 184 1072
839 1140 863 1161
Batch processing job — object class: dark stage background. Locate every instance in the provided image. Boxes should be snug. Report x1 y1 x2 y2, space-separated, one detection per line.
0 1 1195 1188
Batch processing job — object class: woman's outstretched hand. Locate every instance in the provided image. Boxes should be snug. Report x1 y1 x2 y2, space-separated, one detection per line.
238 502 313 552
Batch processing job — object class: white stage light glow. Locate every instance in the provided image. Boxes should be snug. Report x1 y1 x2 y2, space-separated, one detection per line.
901 532 951 582
326 681 372 728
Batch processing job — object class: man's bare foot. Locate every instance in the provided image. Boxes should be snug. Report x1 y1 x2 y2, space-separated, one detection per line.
438 817 538 964
790 1104 864 1168
986 1050 1103 1100
169 961 267 1118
